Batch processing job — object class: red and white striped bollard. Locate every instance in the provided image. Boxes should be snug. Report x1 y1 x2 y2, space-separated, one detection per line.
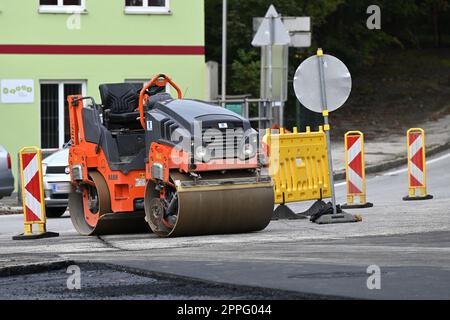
342 131 373 209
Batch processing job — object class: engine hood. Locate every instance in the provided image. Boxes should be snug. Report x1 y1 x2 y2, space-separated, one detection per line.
42 148 69 166
152 99 247 127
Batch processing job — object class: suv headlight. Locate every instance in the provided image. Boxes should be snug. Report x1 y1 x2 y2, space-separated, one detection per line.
41 163 47 175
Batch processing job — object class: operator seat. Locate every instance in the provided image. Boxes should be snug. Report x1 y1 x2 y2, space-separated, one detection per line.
99 83 173 130
99 83 142 130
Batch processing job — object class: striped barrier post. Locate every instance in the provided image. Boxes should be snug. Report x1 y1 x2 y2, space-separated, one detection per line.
13 147 59 240
403 129 433 201
342 131 373 209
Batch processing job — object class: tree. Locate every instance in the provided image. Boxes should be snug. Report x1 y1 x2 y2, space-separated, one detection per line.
206 0 344 96
422 0 449 47
205 0 450 125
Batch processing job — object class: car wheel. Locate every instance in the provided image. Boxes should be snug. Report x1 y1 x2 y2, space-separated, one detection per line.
46 207 67 218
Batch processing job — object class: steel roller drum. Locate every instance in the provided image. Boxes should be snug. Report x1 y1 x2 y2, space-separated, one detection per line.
293 54 352 113
146 172 275 238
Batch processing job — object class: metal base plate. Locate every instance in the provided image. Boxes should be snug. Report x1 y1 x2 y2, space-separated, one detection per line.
341 202 374 209
403 195 434 201
12 232 59 241
272 205 308 220
313 213 361 225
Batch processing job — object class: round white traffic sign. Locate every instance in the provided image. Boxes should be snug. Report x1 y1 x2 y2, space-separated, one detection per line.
293 54 352 113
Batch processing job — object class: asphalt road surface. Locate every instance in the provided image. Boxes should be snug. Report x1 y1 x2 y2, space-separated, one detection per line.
0 152 449 300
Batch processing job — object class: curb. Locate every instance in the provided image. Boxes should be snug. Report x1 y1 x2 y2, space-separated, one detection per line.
0 206 22 216
334 141 450 181
0 260 75 277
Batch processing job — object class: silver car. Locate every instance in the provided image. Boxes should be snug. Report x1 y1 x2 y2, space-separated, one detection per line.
0 145 14 199
42 148 71 218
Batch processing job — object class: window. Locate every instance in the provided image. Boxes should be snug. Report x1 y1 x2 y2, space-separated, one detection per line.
40 82 86 149
125 0 171 15
39 0 86 14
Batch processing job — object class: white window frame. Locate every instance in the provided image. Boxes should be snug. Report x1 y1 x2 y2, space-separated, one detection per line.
124 0 171 15
38 0 87 14
39 81 87 149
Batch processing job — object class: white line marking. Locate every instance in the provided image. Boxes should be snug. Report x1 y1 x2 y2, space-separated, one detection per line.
384 152 450 176
426 152 450 165
335 152 450 187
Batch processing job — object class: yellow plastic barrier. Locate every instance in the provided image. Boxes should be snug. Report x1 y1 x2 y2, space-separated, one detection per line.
264 127 332 205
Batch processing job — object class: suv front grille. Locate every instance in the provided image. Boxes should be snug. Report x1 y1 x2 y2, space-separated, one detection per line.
46 166 67 174
51 194 69 200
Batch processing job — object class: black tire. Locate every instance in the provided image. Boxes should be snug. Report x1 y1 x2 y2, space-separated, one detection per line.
45 206 67 218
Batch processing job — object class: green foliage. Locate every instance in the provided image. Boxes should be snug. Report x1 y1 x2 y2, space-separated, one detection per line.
205 0 450 96
230 49 260 96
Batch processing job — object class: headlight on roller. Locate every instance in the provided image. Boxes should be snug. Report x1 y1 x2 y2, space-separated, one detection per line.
240 135 257 160
244 144 255 157
195 146 207 160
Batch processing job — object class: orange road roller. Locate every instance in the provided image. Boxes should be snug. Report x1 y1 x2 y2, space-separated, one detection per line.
67 74 274 237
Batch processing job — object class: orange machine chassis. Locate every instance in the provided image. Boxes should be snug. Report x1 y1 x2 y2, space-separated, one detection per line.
68 75 258 216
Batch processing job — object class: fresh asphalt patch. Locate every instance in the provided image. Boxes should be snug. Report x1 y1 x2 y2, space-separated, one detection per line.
0 262 345 300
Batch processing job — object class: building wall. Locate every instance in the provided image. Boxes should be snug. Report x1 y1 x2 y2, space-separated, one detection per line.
0 0 206 188
0 0 204 46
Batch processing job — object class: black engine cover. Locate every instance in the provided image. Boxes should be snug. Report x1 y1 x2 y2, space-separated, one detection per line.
144 99 255 162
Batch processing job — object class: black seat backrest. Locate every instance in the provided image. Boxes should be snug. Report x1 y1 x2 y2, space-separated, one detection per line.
99 83 142 114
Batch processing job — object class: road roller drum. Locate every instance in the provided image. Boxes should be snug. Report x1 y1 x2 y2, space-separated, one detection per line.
144 172 274 237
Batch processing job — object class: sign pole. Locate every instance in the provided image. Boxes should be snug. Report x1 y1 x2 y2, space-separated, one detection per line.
316 48 337 215
252 5 291 128
268 16 273 102
268 16 274 125
221 0 227 107
293 48 361 224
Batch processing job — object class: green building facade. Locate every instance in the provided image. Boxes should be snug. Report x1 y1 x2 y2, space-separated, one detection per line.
0 0 206 185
